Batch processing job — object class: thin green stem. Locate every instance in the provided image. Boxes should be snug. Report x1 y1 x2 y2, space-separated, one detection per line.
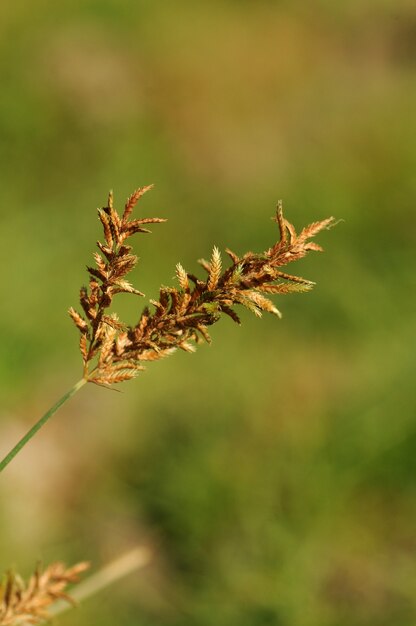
0 378 87 474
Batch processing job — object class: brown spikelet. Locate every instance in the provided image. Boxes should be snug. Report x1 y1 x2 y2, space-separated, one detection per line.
98 209 113 249
112 279 144 296
91 367 141 386
244 290 282 318
129 217 167 226
135 308 150 338
229 263 244 284
102 315 126 331
270 270 313 284
111 253 137 277
87 265 107 282
298 217 335 243
123 184 154 223
96 244 112 262
138 347 177 361
220 305 241 325
107 189 114 209
197 258 211 273
196 324 212 343
234 293 263 317
98 324 117 367
0 562 89 626
275 200 287 243
71 189 334 387
68 307 88 334
93 252 107 273
259 282 314 294
179 340 197 353
79 334 88 362
225 248 240 264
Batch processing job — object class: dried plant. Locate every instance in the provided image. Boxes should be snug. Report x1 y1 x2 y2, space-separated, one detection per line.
0 184 334 472
69 187 334 387
0 561 89 625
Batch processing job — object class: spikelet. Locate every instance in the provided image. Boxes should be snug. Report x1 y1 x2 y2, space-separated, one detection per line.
197 258 211 273
98 209 114 249
112 279 144 297
244 290 282 318
68 307 88 334
176 263 189 292
225 248 240 264
230 263 244 284
297 217 335 243
259 282 314 294
123 184 154 223
207 246 222 291
79 334 88 363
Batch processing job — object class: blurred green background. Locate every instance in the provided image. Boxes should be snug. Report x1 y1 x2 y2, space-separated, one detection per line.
0 1 415 625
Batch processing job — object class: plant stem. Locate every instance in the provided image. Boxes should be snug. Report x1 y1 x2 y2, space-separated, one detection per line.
0 378 87 474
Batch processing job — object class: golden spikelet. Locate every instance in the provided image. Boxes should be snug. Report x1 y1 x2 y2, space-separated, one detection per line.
244 290 282 318
175 263 189 292
70 187 334 387
122 184 154 223
207 246 222 291
68 307 88 334
97 209 114 249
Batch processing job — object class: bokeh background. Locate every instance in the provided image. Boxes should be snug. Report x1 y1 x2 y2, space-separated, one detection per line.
1 2 415 625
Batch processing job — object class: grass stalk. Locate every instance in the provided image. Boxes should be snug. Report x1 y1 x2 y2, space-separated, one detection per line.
0 378 87 474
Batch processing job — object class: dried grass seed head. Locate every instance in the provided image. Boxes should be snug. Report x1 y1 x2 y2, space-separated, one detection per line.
69 188 334 387
0 561 89 626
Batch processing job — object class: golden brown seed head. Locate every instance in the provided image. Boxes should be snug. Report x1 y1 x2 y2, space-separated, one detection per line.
70 187 334 387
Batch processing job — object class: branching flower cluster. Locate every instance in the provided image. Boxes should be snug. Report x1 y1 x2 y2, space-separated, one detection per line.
69 187 334 387
0 561 89 625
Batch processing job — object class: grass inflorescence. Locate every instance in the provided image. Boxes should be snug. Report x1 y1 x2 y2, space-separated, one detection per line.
70 186 334 387
0 561 89 625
